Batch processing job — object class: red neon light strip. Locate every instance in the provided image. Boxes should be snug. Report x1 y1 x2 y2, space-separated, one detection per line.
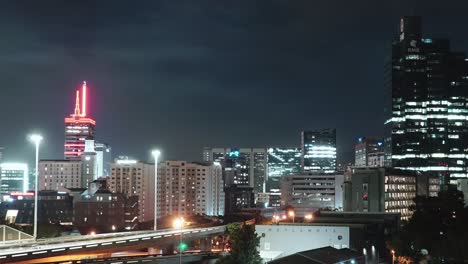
81 81 87 117
64 117 96 125
64 144 86 147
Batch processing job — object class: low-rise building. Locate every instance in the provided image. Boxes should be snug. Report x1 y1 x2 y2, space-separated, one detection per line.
73 181 139 233
1 191 73 226
343 167 439 220
0 163 29 195
280 173 344 212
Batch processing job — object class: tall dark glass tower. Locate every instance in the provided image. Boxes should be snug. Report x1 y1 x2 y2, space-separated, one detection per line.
384 16 468 185
301 129 337 173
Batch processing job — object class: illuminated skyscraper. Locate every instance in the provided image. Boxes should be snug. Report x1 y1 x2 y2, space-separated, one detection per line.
266 147 301 192
384 16 468 184
301 129 337 173
64 81 96 160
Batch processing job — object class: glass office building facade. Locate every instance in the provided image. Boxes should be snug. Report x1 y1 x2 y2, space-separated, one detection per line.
384 16 468 184
301 129 337 173
266 147 301 191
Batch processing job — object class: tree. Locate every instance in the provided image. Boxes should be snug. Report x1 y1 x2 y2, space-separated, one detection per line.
217 223 262 264
389 188 468 263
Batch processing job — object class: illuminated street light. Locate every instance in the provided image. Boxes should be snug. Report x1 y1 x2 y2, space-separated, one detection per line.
173 217 185 264
288 210 295 223
304 214 313 221
151 149 161 231
29 134 43 241
272 214 280 224
391 250 395 264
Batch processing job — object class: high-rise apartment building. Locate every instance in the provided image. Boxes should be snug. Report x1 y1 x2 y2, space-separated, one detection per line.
384 16 468 185
38 160 82 190
64 81 96 160
203 147 267 193
108 158 155 223
301 129 337 173
0 163 28 194
157 161 224 218
354 137 384 167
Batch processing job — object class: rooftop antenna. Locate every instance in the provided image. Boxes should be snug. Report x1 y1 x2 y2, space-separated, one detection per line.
74 90 81 116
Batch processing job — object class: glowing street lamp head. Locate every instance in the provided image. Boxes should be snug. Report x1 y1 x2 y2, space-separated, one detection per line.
288 210 295 217
29 134 43 145
151 150 161 159
173 217 184 229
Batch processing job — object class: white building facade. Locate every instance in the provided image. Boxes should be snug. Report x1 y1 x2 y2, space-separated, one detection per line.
108 158 155 223
157 161 224 218
38 160 82 191
280 173 344 212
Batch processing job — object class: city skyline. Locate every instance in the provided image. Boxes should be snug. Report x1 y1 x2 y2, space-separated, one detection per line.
1 1 468 166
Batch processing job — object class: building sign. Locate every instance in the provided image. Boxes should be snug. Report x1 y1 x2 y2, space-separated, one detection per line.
229 149 240 158
407 39 420 53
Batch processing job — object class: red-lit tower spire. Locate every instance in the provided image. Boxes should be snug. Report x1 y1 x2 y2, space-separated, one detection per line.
74 90 81 116
64 81 96 160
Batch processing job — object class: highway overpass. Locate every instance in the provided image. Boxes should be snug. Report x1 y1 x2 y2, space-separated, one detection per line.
0 226 225 263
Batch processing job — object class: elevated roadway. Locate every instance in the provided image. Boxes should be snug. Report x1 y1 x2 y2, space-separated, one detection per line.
0 226 225 263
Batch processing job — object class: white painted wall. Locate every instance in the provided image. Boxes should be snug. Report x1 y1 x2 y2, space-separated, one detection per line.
256 224 349 261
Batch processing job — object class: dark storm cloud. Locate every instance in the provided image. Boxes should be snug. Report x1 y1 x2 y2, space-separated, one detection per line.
1 0 468 164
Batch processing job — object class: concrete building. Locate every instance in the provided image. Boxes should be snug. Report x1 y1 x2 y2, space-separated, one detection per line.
157 161 224 218
262 212 400 264
95 142 111 177
269 247 365 264
256 224 350 262
224 185 255 214
203 147 267 193
301 129 337 173
1 191 73 226
81 140 98 187
0 163 28 195
343 167 439 220
354 137 384 167
280 173 344 212
38 160 82 191
456 179 468 204
108 158 155 223
73 181 139 233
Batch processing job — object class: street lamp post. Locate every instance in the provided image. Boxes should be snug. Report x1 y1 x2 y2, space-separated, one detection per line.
391 250 395 264
173 217 185 264
29 134 43 241
151 150 161 231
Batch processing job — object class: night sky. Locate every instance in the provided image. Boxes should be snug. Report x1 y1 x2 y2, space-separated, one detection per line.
1 0 468 165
